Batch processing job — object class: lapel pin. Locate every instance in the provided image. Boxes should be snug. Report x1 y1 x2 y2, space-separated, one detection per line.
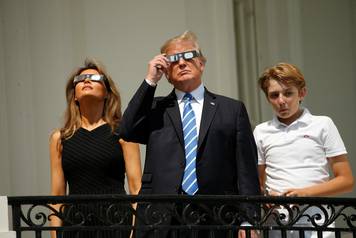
210 102 215 106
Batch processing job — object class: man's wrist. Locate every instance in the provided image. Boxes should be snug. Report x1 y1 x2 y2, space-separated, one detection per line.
145 78 157 87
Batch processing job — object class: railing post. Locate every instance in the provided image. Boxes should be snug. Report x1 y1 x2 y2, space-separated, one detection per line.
0 196 15 238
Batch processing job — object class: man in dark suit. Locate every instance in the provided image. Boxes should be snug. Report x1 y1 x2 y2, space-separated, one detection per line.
120 31 260 238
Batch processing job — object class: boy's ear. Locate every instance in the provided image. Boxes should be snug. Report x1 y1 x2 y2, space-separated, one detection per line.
299 87 307 100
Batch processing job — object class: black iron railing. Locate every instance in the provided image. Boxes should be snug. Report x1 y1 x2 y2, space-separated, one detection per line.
7 195 356 238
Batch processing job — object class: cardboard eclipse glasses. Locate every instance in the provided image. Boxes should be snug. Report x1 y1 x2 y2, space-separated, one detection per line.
73 74 106 84
166 50 201 63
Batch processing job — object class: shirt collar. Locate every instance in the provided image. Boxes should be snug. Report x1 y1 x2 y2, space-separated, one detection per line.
175 83 205 104
272 107 312 128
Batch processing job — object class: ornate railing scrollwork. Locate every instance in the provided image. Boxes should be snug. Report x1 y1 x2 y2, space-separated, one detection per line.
7 195 356 237
214 203 240 225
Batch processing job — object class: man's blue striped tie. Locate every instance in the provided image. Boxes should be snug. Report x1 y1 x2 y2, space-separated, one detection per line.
181 93 199 195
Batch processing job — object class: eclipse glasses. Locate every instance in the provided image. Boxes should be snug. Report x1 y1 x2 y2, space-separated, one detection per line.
73 74 106 84
166 50 201 63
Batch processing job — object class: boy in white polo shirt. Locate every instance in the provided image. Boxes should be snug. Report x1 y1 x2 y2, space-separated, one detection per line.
254 62 354 238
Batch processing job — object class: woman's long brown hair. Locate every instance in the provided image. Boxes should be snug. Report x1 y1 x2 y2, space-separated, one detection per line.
60 58 122 141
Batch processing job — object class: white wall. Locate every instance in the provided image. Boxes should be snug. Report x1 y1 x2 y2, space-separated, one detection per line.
0 0 238 196
300 0 356 197
0 3 11 196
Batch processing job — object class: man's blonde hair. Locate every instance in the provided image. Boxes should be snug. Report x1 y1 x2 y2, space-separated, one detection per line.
160 31 207 64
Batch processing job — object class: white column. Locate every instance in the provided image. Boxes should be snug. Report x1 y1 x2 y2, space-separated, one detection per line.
0 197 15 238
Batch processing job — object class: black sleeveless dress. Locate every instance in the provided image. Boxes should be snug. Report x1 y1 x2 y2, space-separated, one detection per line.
60 124 131 238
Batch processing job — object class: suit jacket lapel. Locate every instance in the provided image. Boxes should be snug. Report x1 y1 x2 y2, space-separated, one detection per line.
166 90 184 147
198 89 217 151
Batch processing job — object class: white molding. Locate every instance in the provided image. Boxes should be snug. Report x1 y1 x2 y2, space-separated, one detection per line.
210 0 239 99
0 232 15 238
0 197 8 232
0 197 14 237
286 0 304 69
233 0 262 125
0 1 11 196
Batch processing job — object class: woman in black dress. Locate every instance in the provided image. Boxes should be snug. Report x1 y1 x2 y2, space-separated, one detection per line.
49 58 142 238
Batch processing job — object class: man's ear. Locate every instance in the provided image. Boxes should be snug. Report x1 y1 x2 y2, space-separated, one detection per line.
198 59 205 72
165 72 172 84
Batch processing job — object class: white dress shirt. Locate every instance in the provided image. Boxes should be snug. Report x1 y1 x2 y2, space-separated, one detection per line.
175 84 205 136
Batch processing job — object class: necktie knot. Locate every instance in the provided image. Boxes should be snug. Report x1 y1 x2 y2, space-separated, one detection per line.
183 93 193 102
